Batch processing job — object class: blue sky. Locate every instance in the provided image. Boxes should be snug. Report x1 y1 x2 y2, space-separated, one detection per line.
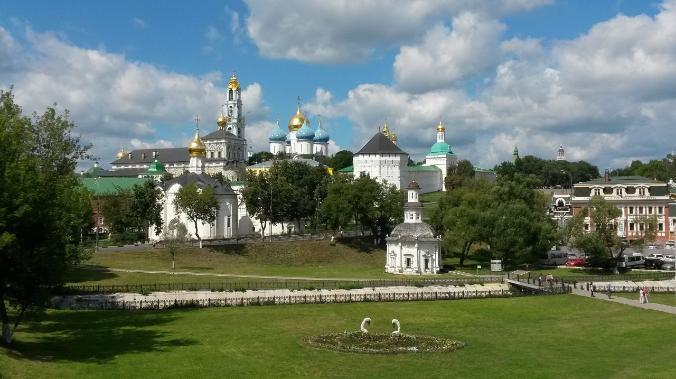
1 0 674 170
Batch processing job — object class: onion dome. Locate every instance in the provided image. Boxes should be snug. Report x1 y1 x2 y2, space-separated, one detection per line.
115 147 127 160
217 114 228 130
313 119 330 143
227 73 240 90
188 129 206 157
269 121 287 142
285 133 291 144
296 118 315 140
407 180 420 190
390 132 397 143
288 98 306 132
436 120 446 132
382 122 390 138
146 159 166 174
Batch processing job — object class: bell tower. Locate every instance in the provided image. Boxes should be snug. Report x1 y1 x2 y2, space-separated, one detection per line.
223 73 245 139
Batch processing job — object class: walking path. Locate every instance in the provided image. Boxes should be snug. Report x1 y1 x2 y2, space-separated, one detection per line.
87 266 484 282
571 288 676 315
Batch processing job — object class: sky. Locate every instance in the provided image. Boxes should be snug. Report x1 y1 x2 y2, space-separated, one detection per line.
1 0 675 171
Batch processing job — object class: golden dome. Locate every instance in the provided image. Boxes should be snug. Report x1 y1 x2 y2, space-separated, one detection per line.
217 114 228 130
188 129 206 157
390 132 398 142
436 120 446 132
227 73 240 90
288 100 306 132
116 147 126 160
382 122 390 137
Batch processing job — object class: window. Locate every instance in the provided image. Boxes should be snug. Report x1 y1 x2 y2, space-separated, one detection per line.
649 206 653 214
424 258 429 270
629 206 634 214
659 223 664 232
640 223 645 231
405 257 412 268
639 206 644 214
593 188 602 196
658 206 663 214
629 223 634 231
584 224 590 231
226 216 231 228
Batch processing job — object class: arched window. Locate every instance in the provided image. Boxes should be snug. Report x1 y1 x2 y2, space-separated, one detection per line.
228 89 233 100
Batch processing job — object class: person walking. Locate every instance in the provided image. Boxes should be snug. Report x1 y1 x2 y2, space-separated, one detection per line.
639 287 645 304
607 283 612 299
643 286 649 304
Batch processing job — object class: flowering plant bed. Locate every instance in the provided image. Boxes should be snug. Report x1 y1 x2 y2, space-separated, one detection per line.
305 332 464 354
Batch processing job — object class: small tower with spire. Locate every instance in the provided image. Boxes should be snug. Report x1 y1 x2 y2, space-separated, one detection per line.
436 119 445 143
188 116 206 174
556 145 566 161
512 146 519 163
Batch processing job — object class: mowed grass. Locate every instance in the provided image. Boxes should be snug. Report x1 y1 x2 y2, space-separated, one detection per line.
72 240 464 285
615 292 676 307
1 295 675 378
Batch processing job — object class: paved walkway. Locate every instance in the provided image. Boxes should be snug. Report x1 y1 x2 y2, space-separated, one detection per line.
571 288 676 315
88 266 481 282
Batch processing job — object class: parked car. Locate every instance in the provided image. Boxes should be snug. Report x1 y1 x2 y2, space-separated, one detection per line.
644 258 664 269
666 240 675 249
661 254 675 263
540 251 569 266
647 245 657 250
661 261 675 271
646 253 665 260
617 254 645 269
565 257 586 267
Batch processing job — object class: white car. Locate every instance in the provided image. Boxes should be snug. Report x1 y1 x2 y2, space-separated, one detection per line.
661 255 675 263
646 253 664 260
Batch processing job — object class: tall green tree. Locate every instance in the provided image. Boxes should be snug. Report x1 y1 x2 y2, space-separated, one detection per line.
163 218 188 272
330 150 353 170
130 180 163 243
173 183 218 248
0 90 92 345
567 196 624 270
321 176 355 232
100 188 133 236
444 159 475 190
248 151 274 165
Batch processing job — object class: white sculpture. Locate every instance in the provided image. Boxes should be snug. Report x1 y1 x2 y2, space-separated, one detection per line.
360 317 371 334
391 319 401 336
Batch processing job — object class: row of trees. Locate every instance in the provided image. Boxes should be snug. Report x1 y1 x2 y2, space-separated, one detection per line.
431 175 558 266
610 153 676 181
100 180 163 243
248 150 354 171
495 155 599 188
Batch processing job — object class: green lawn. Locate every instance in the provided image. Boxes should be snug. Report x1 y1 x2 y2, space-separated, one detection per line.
1 295 675 378
70 240 465 286
615 292 676 307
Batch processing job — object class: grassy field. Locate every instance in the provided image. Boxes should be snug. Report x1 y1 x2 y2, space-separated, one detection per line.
615 292 676 306
1 295 675 378
68 240 468 287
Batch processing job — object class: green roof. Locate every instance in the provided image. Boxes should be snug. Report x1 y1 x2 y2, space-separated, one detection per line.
407 165 440 172
146 159 166 174
80 177 147 196
428 141 453 156
577 176 664 185
336 165 353 173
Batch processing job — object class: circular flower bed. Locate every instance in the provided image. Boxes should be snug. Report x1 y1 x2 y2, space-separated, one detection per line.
305 332 464 354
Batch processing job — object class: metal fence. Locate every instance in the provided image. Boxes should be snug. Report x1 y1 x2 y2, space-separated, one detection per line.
61 276 504 295
507 271 674 285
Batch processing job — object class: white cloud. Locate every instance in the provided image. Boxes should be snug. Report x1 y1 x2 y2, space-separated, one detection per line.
0 28 269 168
132 17 148 29
244 0 550 63
130 138 175 149
394 13 505 92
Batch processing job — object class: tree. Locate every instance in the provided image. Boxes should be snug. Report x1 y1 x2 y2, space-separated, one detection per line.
321 176 355 232
248 151 274 165
163 218 188 272
567 196 624 271
100 188 133 236
631 215 658 247
330 150 353 170
130 180 163 243
0 90 92 345
173 183 218 248
350 176 403 244
444 159 475 190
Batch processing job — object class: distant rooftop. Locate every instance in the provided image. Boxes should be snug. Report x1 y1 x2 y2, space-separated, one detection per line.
80 177 147 196
576 176 665 185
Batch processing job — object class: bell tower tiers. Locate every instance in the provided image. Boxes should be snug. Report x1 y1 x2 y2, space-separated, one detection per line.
223 73 245 139
404 181 422 223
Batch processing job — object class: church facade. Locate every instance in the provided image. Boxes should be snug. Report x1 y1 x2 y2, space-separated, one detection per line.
385 181 441 274
110 74 248 181
269 99 330 157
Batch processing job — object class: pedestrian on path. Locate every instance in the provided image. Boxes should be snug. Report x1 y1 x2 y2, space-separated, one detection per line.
639 287 645 304
607 283 612 299
591 284 595 297
643 286 650 304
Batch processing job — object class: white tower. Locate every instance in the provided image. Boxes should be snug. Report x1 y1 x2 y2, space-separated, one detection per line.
556 145 566 161
424 120 457 191
404 181 422 223
223 73 245 139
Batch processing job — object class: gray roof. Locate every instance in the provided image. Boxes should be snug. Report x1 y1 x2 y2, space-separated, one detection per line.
164 172 236 196
112 148 189 165
202 129 245 141
356 133 408 155
576 176 665 186
389 222 435 240
102 168 147 177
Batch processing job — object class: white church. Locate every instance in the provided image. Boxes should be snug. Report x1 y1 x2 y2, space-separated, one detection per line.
149 128 239 243
385 180 441 274
268 99 331 157
352 120 458 193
